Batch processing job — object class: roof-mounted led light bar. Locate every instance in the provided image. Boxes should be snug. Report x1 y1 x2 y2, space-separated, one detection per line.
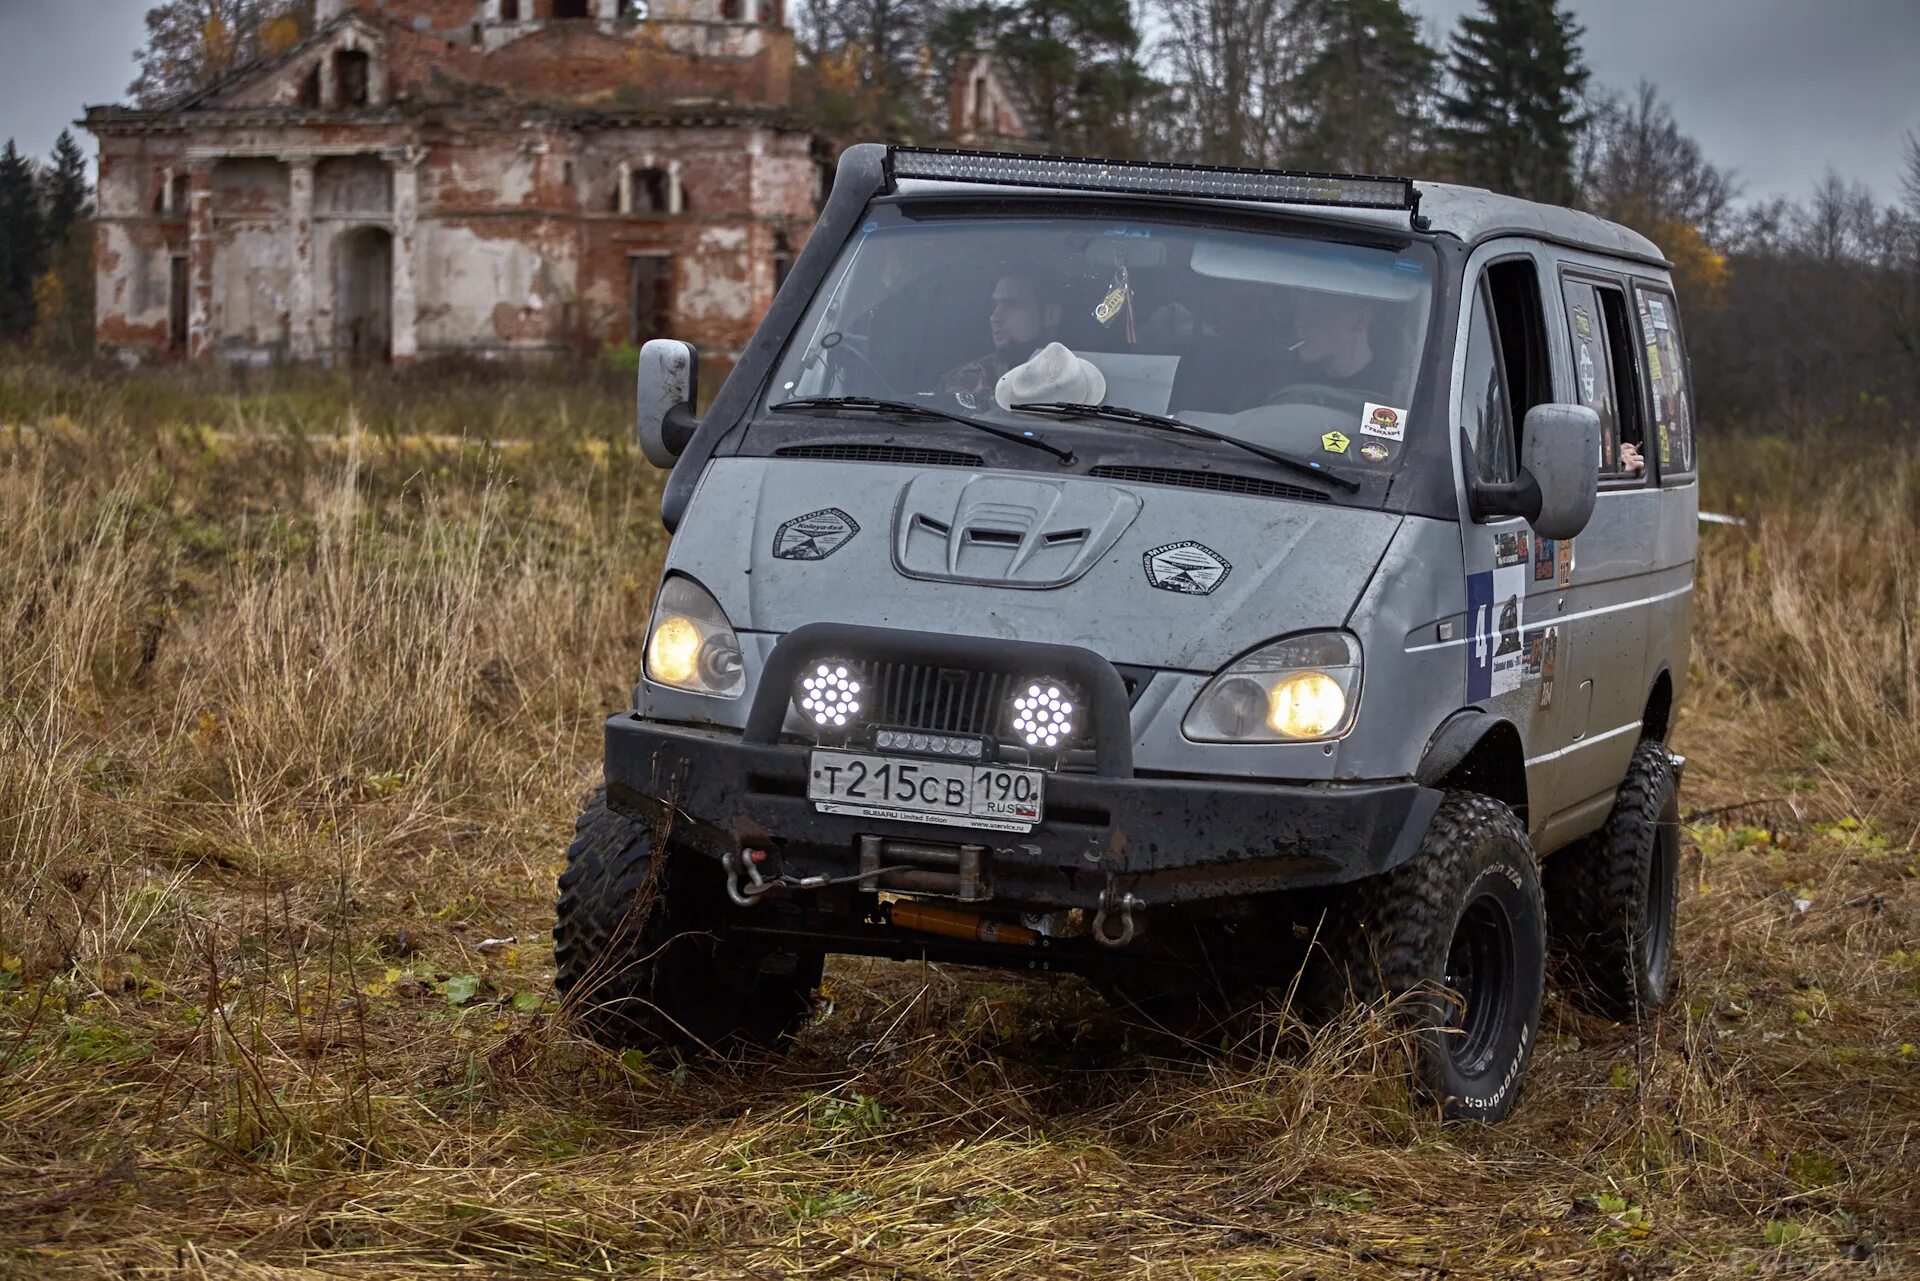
885 147 1419 216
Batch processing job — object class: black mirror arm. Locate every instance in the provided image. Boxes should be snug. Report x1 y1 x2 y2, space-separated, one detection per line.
663 403 700 456
1470 471 1542 523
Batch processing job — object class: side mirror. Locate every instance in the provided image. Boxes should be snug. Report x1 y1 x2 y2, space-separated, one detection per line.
1473 403 1600 540
636 338 700 468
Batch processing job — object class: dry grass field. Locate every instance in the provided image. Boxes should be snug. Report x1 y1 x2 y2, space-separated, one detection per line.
1 359 1915 1279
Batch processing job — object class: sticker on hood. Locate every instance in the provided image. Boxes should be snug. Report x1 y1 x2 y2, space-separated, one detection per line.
1143 541 1232 595
773 507 861 560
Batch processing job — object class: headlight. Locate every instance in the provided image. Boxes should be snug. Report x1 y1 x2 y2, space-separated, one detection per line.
643 575 745 697
1182 633 1360 742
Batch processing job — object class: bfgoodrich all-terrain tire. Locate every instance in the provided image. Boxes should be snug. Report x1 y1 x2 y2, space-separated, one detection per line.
1316 792 1547 1123
1545 740 1681 1018
553 787 822 1056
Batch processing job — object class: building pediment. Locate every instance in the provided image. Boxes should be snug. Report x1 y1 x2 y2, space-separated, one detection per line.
173 13 392 115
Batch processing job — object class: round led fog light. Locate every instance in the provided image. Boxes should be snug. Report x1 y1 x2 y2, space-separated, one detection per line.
798 663 862 727
1011 683 1074 748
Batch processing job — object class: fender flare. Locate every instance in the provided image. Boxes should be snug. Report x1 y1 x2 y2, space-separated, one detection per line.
1416 709 1512 788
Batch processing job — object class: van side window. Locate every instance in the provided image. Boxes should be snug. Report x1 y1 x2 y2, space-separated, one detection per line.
1461 282 1515 484
1561 279 1618 470
1596 286 1646 477
1634 285 1694 474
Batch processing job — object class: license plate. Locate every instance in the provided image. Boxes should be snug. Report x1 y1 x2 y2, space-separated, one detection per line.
808 749 1044 833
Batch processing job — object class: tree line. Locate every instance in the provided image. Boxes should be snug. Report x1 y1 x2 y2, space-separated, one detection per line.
2 0 1916 430
0 132 93 355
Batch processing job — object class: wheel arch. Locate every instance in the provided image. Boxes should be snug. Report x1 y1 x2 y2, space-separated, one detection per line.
1641 667 1674 743
1416 710 1529 823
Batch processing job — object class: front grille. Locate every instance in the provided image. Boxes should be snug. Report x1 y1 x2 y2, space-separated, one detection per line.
777 443 983 467
1089 464 1330 503
864 661 1019 740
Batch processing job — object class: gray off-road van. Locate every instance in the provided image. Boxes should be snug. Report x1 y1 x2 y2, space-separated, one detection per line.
555 146 1697 1122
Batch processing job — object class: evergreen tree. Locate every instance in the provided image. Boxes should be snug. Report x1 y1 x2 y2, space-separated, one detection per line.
0 140 46 341
1439 0 1589 204
34 132 98 357
43 131 92 247
1289 0 1439 176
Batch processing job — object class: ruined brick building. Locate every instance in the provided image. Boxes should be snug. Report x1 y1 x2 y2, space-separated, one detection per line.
83 0 835 366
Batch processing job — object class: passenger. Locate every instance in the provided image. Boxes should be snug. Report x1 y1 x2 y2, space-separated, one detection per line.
940 267 1062 396
1620 441 1645 474
1278 293 1379 392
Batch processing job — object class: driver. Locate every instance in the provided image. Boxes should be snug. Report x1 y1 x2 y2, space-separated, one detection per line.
940 267 1062 397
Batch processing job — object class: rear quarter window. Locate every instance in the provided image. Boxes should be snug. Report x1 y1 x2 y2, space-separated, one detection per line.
1634 285 1694 476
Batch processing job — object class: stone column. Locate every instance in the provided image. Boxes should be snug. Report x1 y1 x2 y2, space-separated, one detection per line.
187 161 214 359
287 156 317 360
390 152 421 363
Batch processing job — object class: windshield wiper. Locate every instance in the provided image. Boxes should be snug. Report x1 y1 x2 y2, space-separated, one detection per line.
770 396 1074 464
1008 401 1361 493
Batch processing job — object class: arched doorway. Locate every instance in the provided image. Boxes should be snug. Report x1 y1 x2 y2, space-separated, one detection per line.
335 226 393 363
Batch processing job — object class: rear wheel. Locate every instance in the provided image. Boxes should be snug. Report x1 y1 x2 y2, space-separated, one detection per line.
1545 741 1681 1017
1314 792 1546 1123
553 787 821 1055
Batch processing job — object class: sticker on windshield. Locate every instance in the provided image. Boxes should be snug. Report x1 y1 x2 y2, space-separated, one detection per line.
1359 441 1391 463
1144 541 1232 596
1361 403 1406 442
1321 430 1351 454
774 508 861 561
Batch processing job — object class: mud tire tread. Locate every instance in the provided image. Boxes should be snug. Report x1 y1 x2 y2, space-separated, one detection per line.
553 785 820 1055
1312 791 1546 1122
1545 741 1680 1018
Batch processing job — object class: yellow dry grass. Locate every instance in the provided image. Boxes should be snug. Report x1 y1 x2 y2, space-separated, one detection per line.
0 361 1915 1278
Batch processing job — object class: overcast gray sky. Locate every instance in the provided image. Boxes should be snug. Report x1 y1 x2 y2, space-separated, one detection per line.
1 0 1915 205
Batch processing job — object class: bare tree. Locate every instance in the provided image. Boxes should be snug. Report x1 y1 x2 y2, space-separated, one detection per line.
130 0 311 106
1578 81 1735 241
1154 0 1313 167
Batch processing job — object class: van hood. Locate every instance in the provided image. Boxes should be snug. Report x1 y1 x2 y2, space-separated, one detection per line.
669 458 1402 672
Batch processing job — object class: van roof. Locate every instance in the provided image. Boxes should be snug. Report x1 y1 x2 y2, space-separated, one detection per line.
885 151 1668 268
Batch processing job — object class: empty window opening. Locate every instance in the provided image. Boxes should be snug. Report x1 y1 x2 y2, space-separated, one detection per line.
553 0 591 17
630 167 670 213
168 255 189 351
1597 287 1645 475
501 0 521 18
299 63 322 108
629 254 673 345
335 50 371 107
773 232 793 294
169 172 191 216
720 0 743 19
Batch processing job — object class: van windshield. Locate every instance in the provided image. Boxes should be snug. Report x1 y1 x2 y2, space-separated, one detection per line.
767 205 1436 469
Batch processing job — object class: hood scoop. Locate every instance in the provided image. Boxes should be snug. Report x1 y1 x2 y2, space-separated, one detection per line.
892 473 1142 588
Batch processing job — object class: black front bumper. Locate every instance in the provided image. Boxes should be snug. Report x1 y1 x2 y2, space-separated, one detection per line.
604 716 1442 911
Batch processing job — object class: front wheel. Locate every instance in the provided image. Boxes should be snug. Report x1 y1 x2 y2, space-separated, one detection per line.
553 787 821 1056
1314 792 1547 1123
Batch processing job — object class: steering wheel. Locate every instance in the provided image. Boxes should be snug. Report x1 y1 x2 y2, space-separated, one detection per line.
823 334 904 399
1266 382 1372 413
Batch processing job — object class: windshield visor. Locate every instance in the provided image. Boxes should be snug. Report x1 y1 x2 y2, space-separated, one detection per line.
767 206 1436 469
